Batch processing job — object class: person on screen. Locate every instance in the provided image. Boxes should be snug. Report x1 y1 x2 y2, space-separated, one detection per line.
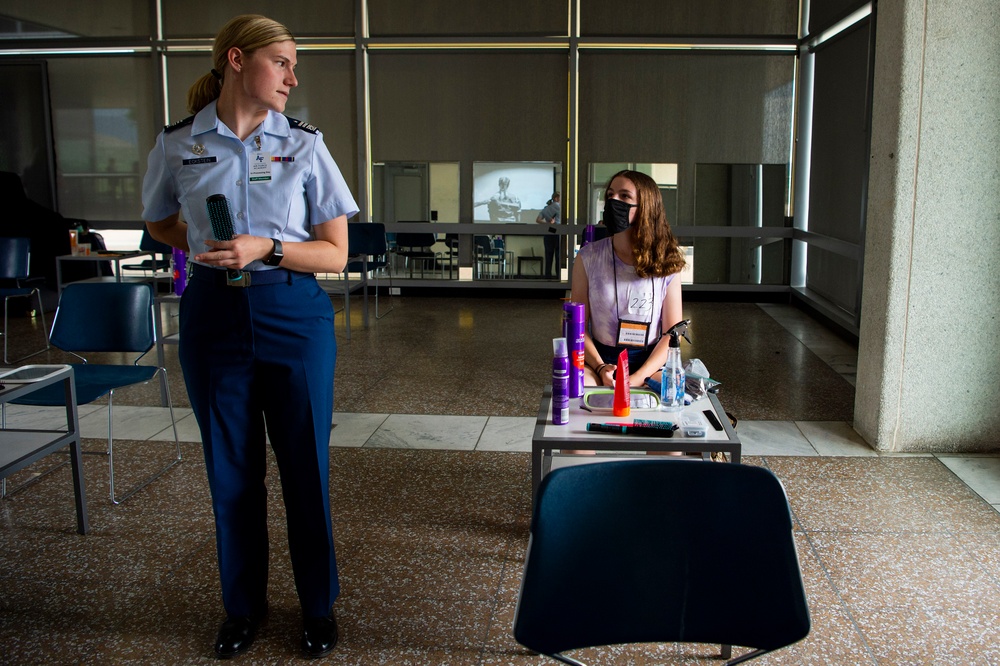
474 176 521 223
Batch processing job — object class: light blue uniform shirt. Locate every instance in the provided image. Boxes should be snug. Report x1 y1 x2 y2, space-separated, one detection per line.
142 99 359 270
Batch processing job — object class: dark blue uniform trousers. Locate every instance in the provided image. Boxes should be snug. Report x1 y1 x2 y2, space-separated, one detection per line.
179 268 339 619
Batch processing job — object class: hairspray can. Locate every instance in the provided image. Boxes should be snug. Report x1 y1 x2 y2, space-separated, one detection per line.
552 337 569 425
172 248 187 295
563 302 586 398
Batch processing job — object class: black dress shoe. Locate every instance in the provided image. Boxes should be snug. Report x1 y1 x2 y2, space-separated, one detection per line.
302 613 338 658
214 614 263 659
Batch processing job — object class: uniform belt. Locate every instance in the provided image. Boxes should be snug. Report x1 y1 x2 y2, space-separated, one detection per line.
190 263 305 288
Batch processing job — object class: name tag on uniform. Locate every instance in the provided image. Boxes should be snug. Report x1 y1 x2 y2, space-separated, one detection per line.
183 156 217 165
250 152 272 182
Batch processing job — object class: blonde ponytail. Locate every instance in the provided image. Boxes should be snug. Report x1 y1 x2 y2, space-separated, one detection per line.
187 72 223 115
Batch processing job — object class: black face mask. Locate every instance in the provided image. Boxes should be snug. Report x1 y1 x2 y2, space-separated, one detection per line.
602 198 635 234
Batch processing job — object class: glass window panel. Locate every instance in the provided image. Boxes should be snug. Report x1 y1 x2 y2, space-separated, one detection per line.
162 2 354 38
0 1 150 38
808 0 868 36
0 62 55 209
694 164 788 227
807 21 870 245
579 52 795 226
369 0 566 37
48 56 157 222
370 52 566 162
676 237 789 286
588 163 677 228
373 162 460 224
580 0 797 37
806 245 857 314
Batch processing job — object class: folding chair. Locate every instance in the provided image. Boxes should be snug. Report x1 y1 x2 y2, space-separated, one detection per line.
347 222 393 319
10 282 182 504
513 460 810 665
0 236 49 363
394 232 436 278
121 227 173 289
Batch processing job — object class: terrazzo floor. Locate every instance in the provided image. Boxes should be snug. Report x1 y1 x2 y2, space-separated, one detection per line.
1 291 999 665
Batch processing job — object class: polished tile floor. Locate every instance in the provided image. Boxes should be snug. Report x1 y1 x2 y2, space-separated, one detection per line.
1 290 999 664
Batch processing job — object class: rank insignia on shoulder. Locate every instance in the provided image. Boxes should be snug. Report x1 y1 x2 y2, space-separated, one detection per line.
164 115 195 133
286 116 319 134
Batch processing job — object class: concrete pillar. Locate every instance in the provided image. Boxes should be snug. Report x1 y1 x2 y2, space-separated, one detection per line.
856 0 1000 451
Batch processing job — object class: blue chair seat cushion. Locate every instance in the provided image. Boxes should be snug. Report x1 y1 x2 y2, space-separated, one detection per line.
0 286 38 298
11 363 159 406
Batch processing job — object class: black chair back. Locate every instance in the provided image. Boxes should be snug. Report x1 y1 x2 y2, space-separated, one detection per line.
0 237 31 281
514 460 810 663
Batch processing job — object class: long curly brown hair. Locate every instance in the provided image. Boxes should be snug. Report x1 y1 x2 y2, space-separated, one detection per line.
606 169 685 278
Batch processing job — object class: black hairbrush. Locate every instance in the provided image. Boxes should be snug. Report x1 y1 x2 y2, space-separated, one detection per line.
205 194 236 241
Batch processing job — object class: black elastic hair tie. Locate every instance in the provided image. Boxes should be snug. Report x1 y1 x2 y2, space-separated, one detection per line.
210 68 222 80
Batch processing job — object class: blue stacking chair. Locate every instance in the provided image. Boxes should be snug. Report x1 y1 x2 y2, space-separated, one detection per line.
0 237 49 363
120 227 174 278
11 282 182 504
513 460 810 665
346 222 393 319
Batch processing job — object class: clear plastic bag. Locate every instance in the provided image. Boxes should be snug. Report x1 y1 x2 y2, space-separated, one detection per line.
684 358 721 401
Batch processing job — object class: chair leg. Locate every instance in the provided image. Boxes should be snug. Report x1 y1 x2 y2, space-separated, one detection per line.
374 262 394 320
3 289 51 364
104 372 183 504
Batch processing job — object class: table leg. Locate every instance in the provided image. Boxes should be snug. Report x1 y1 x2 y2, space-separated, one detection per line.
531 445 542 504
63 376 88 534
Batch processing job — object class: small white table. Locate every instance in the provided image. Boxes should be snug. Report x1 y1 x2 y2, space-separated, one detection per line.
0 365 88 534
55 250 157 296
531 387 742 505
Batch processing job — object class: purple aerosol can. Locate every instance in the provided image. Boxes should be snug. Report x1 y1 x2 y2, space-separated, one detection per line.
172 248 187 296
562 302 586 398
551 337 569 425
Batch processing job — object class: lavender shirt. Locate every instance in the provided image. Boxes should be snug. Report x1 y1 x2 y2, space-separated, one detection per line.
579 236 675 347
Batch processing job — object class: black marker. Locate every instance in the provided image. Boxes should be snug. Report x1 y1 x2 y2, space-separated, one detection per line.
587 423 675 437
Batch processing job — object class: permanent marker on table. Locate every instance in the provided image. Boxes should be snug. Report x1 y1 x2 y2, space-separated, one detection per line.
586 423 675 437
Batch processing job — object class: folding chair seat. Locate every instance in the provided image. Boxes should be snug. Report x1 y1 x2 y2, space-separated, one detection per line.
9 282 182 504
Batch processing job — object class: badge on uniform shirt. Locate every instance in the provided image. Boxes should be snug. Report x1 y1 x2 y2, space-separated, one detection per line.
192 144 205 155
271 156 295 162
250 152 272 182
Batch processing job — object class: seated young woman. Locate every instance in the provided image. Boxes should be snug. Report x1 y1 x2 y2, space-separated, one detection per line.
572 169 686 389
